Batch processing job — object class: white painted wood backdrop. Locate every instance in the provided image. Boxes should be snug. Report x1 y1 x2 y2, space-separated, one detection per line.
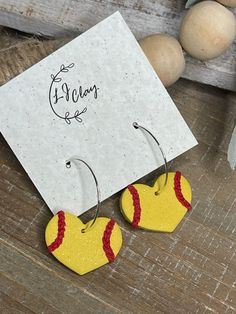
0 0 235 91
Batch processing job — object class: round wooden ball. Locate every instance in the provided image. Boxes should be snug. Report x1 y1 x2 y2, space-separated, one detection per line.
139 34 185 87
216 0 236 7
179 1 236 61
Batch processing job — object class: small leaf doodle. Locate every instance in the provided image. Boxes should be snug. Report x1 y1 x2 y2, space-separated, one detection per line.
65 111 71 124
54 78 62 83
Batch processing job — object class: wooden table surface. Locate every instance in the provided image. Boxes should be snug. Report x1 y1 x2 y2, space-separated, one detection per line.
0 28 236 314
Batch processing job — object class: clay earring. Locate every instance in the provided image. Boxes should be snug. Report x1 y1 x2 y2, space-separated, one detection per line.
120 122 192 232
45 157 122 275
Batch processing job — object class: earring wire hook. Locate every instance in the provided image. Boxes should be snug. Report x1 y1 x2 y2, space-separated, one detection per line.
65 157 100 232
133 122 168 194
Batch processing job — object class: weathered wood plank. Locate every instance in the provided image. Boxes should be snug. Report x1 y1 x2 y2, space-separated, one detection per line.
0 240 120 314
0 29 236 313
0 30 68 85
0 0 235 91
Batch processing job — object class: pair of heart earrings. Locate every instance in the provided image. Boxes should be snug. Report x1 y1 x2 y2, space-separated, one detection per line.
45 122 192 275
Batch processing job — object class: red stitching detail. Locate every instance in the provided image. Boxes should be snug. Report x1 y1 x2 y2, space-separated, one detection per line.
127 185 141 228
174 171 192 210
48 211 66 253
102 219 116 263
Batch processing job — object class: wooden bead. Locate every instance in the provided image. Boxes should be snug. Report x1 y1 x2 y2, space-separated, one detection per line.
179 1 236 61
139 34 185 87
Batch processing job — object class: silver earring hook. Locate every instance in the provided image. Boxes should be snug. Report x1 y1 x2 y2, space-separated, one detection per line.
133 122 168 194
65 157 100 232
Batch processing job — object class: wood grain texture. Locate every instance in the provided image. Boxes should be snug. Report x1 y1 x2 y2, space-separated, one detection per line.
0 28 236 314
0 0 235 91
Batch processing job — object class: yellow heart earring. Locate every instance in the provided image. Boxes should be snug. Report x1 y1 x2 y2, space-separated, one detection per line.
45 157 122 275
120 122 192 232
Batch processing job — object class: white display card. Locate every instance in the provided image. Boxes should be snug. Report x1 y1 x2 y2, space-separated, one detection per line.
0 12 197 215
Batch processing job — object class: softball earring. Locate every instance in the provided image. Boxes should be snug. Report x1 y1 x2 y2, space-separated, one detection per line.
120 122 192 232
45 157 122 275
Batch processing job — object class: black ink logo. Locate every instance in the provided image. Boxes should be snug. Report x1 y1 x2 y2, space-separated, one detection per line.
49 63 99 124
